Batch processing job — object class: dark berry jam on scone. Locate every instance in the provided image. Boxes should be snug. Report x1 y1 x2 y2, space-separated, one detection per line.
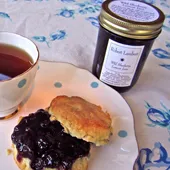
11 109 90 170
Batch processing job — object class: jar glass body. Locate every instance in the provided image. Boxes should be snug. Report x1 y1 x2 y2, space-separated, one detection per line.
92 25 156 93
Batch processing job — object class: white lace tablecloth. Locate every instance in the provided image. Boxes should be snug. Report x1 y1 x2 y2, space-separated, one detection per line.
0 0 170 169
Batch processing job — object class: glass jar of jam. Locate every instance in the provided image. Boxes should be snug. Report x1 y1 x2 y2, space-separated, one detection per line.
92 0 165 93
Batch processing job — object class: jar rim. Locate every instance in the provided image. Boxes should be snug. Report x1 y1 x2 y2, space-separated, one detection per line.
100 0 165 39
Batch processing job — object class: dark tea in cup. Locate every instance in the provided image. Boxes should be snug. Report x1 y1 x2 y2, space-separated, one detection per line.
0 32 39 118
0 43 33 81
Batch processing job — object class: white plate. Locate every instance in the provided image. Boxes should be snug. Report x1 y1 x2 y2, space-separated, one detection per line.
0 61 138 170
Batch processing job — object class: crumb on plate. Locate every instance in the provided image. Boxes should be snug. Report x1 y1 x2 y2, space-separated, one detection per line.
6 149 13 155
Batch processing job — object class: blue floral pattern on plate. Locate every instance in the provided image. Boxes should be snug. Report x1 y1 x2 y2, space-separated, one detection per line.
135 142 170 169
56 2 101 18
50 30 67 41
32 30 67 47
141 0 155 4
163 15 170 32
32 36 50 47
10 0 49 1
90 0 104 5
58 0 104 4
56 8 75 18
152 48 170 59
76 1 101 14
152 46 170 70
0 12 12 21
160 64 170 70
58 0 75 2
55 1 101 27
145 102 170 140
160 0 170 8
86 16 99 27
166 41 170 48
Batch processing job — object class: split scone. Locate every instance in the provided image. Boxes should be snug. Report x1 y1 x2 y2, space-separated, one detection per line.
11 96 112 170
49 96 112 146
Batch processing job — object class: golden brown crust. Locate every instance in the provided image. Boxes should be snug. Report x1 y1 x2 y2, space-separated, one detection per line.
49 96 112 146
13 144 31 170
12 144 89 170
72 157 88 170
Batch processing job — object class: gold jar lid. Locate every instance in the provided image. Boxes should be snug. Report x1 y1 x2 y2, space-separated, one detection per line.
99 0 165 39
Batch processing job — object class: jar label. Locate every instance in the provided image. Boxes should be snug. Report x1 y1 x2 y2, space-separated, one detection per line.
100 39 144 87
108 0 159 22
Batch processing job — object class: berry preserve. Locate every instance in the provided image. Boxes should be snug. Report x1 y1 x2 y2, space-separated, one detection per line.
11 109 90 170
92 0 165 93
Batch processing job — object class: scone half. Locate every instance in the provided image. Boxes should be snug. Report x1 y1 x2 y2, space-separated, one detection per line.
49 96 112 146
13 144 88 170
11 109 91 170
